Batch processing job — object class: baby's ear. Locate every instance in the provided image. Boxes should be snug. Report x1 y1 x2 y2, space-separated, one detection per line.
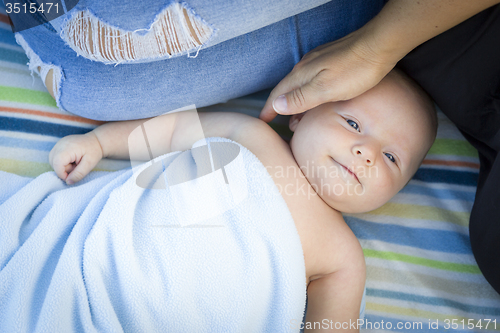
289 112 306 132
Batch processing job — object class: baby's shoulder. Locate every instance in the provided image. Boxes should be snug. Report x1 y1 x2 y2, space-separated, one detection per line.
199 112 295 172
230 117 295 168
294 203 364 283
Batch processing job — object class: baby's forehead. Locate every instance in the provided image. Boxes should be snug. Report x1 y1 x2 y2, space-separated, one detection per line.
342 86 431 150
345 87 424 126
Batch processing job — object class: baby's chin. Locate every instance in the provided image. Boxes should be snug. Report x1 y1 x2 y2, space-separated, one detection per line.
318 189 396 214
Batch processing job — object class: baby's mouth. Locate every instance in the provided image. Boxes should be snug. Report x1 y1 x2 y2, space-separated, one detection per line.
331 158 360 184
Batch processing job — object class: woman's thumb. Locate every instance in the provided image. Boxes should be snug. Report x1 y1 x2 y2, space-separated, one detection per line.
272 79 327 115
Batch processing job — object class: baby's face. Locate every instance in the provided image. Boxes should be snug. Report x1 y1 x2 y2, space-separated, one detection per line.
289 78 434 213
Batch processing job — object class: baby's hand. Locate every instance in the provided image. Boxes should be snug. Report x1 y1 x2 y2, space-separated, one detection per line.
49 132 103 185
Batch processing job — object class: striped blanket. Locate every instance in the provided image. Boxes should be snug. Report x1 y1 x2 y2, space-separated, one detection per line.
1 4 499 332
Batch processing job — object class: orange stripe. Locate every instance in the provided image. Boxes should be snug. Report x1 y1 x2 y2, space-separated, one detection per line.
422 159 479 169
0 13 12 26
1 105 106 125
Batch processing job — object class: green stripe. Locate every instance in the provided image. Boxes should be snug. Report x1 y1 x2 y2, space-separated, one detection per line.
363 249 481 274
0 158 118 178
428 138 478 157
369 203 470 227
0 85 56 107
367 265 495 298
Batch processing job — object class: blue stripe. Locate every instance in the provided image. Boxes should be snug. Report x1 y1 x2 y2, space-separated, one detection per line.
413 168 478 187
401 183 476 202
364 314 478 333
0 47 27 64
0 28 18 46
0 135 54 151
0 117 89 137
367 288 500 316
344 216 472 254
0 26 13 34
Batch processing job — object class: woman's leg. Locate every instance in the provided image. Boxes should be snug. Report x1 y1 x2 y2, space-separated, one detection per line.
398 5 500 294
46 0 337 65
16 0 385 120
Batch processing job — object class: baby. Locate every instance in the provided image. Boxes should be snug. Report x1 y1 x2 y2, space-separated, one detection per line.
49 69 437 332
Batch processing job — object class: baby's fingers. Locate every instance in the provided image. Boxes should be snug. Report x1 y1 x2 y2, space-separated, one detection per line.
65 154 99 185
50 151 76 181
65 163 76 176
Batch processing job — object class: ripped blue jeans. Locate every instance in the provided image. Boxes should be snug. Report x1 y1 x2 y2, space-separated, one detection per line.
14 0 385 120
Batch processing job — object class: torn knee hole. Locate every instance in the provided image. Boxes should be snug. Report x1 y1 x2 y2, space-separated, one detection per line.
63 3 213 63
14 34 62 105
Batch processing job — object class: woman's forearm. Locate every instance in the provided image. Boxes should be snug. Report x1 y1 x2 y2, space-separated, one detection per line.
363 0 500 63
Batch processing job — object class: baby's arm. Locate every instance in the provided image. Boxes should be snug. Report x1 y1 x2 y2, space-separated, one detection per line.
304 242 366 332
49 111 260 184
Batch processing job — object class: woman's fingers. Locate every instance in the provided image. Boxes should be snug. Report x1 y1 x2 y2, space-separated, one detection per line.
273 71 331 116
259 28 396 122
259 61 319 122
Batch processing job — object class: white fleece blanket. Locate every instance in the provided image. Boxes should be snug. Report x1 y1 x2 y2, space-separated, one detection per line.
0 137 307 333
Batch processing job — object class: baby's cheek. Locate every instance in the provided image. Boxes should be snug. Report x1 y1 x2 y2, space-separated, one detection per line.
366 173 397 202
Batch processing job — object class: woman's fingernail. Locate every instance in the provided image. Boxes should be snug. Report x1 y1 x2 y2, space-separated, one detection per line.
273 95 288 113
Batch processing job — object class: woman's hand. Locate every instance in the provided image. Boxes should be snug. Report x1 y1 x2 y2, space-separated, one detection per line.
259 0 500 123
49 131 103 185
259 26 398 123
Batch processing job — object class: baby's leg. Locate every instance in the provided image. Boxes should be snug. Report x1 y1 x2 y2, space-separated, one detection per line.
38 67 56 100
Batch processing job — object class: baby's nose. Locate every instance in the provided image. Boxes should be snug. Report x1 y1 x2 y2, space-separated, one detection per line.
353 146 376 166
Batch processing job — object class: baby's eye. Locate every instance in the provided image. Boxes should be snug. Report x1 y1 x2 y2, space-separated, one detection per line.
385 153 396 164
346 119 360 132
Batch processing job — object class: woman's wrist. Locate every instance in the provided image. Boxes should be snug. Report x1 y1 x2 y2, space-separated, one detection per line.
354 14 412 68
343 24 401 82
